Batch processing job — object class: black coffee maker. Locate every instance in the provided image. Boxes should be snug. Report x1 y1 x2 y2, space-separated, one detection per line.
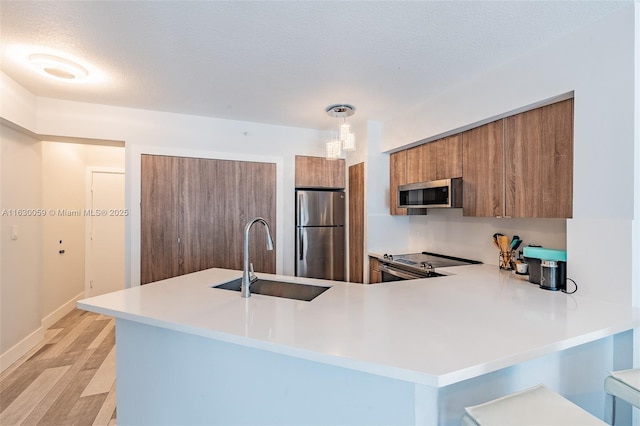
539 260 567 291
523 247 568 291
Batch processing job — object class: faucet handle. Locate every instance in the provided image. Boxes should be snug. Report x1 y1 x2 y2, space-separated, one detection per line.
249 262 257 282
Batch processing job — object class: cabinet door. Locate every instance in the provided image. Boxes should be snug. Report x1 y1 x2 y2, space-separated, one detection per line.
406 135 462 183
369 257 382 284
181 158 276 274
406 144 432 183
462 121 505 217
295 155 345 189
542 99 573 218
349 163 365 283
390 151 408 216
505 99 573 218
180 158 242 274
244 161 277 274
141 155 181 284
142 155 277 284
434 135 462 179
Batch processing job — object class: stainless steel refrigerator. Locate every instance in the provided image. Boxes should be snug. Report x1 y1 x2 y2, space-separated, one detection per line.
295 190 345 281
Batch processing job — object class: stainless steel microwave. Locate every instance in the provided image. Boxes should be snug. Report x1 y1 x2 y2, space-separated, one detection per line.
397 178 462 208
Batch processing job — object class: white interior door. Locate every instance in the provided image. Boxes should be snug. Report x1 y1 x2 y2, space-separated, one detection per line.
87 171 125 297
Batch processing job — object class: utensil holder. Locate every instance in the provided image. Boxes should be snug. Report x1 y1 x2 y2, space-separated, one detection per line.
499 250 514 270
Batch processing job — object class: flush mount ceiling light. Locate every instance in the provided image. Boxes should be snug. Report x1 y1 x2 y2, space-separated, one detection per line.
325 104 356 160
28 53 89 81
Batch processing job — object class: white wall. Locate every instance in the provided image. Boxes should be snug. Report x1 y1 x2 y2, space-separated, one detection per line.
0 72 36 130
382 5 636 305
0 125 43 369
41 142 124 325
30 97 324 285
633 1 640 371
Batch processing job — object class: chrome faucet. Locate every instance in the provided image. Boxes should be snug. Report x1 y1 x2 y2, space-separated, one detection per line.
241 217 274 298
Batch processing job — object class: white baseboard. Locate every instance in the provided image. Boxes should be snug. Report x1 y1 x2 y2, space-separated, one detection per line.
42 291 85 329
1 291 84 373
0 326 44 373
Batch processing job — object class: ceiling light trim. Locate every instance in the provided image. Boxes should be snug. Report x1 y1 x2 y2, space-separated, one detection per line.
28 53 89 81
6 44 107 85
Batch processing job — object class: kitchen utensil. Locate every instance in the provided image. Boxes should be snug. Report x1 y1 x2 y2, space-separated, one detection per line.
510 235 521 250
498 235 510 252
512 239 523 251
492 233 503 249
497 235 513 270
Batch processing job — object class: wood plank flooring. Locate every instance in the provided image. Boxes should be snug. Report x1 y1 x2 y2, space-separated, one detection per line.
0 309 117 425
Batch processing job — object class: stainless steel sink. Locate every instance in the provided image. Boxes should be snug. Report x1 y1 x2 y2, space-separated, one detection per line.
213 278 330 301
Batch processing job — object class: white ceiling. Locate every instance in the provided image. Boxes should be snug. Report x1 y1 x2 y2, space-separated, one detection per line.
0 1 628 131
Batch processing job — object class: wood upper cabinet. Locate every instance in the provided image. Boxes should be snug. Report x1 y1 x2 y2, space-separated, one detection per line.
392 135 461 215
463 98 573 218
407 135 462 183
406 144 429 184
141 154 276 285
462 121 505 217
295 155 345 189
436 134 463 179
390 150 408 216
504 99 573 218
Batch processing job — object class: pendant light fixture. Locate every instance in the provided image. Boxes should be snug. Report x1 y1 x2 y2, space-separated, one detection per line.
325 104 356 160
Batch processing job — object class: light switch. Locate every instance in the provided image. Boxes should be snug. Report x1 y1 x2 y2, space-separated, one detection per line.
11 225 18 240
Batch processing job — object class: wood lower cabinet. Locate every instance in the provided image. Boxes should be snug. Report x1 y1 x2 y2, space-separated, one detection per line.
295 155 345 189
369 257 382 284
349 163 364 283
141 154 276 284
463 98 573 218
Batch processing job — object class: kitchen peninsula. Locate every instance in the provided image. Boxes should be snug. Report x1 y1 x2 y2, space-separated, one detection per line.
78 265 639 425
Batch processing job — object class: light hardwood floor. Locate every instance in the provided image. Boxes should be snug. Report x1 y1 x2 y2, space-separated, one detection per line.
0 309 117 425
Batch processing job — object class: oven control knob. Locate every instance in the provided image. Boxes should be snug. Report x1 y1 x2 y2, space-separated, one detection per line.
388 254 393 260
383 253 388 259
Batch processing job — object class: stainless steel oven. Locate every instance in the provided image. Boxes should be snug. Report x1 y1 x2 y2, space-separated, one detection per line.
378 252 481 282
380 263 439 281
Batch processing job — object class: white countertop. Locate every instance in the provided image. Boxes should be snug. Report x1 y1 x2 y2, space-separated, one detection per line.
78 265 639 387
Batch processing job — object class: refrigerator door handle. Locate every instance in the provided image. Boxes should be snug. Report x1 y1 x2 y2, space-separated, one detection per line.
297 192 305 226
299 229 304 261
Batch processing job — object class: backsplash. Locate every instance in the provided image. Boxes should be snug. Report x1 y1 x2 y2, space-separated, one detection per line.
407 209 566 266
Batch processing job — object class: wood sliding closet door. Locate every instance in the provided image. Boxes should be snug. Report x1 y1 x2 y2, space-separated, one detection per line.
141 155 276 285
141 155 181 284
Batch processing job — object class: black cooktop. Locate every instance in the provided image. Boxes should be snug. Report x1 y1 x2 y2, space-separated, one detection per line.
382 251 481 269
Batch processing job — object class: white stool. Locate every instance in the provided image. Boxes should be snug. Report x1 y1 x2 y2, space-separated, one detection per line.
462 384 606 425
604 368 640 425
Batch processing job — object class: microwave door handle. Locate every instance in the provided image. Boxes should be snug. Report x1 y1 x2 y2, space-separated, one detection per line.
380 265 423 280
